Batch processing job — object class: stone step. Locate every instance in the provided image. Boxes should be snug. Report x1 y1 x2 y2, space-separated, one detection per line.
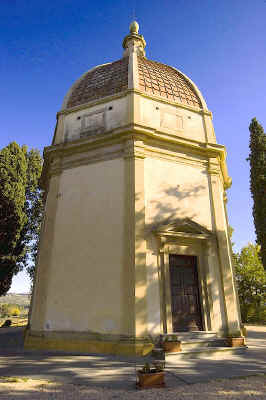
165 346 247 360
164 331 218 341
181 338 227 350
151 338 227 358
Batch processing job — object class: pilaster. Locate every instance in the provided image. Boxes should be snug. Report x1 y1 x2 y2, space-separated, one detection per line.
146 251 161 335
124 139 148 338
203 239 226 331
30 170 62 331
222 189 243 326
52 114 65 145
202 113 217 144
208 158 241 334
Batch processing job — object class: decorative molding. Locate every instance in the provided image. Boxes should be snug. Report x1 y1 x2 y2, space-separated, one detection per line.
208 161 221 176
224 177 232 190
157 231 211 241
132 89 211 116
80 107 106 136
151 218 213 249
48 124 227 160
58 91 129 116
57 88 212 118
41 125 231 191
123 139 146 159
223 191 228 203
160 110 183 131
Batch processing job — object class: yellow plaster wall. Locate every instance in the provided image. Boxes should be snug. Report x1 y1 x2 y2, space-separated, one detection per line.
63 97 129 143
144 157 212 229
138 96 207 142
40 158 130 335
146 251 161 334
143 157 215 334
30 174 61 331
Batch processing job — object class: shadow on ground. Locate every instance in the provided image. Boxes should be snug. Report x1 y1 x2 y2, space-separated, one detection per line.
0 326 265 390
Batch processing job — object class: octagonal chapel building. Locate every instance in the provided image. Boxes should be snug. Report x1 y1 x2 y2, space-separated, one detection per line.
26 22 242 355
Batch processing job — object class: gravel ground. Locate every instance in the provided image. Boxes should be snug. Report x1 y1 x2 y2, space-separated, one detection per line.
0 326 265 398
0 375 265 400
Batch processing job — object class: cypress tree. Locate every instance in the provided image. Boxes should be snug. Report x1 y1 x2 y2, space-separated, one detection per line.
24 149 44 284
0 143 43 295
248 118 266 269
0 143 28 295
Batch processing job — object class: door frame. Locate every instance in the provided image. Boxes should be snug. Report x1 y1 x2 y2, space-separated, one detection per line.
168 254 203 332
161 245 209 333
153 219 214 333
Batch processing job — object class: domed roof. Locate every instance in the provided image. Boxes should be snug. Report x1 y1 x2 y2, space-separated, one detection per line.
137 56 202 108
62 23 206 111
65 58 129 109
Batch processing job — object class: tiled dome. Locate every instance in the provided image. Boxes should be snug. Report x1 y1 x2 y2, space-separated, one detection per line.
63 23 203 111
66 58 129 109
137 57 201 108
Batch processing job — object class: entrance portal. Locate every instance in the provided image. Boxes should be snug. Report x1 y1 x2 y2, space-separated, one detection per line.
169 254 203 331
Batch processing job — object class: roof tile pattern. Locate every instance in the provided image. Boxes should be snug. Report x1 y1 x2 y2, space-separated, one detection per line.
137 56 202 108
65 56 202 110
66 57 129 109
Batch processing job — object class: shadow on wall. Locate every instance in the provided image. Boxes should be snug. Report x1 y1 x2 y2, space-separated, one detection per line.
132 182 211 338
132 176 239 339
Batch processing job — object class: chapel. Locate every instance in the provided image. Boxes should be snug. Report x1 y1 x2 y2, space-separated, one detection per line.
25 22 242 355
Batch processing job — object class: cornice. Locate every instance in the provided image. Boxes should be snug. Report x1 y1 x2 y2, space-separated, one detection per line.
41 124 231 190
124 139 146 159
45 123 227 161
57 91 129 117
56 88 212 119
131 89 212 117
156 231 211 241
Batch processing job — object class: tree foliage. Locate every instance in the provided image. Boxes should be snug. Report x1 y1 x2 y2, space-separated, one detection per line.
234 243 266 323
0 303 22 317
248 118 266 269
0 142 43 295
23 149 44 283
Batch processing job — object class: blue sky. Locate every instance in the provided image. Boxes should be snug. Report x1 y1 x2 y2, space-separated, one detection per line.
2 0 265 293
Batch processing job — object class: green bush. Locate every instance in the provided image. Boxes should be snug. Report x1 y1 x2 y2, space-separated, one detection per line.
234 243 266 325
243 304 266 324
0 303 22 317
9 306 20 316
0 304 9 317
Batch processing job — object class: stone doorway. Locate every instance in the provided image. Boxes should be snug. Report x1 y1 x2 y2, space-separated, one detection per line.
169 254 203 331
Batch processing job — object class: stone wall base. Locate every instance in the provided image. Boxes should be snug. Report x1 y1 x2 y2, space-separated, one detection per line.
24 329 154 356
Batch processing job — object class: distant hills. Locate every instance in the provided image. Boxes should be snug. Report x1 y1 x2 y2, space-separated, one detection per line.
0 293 31 306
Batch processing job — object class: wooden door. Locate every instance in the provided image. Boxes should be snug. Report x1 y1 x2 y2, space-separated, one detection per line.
169 255 203 331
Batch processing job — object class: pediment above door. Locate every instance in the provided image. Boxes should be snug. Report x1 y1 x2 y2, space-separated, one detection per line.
152 218 213 241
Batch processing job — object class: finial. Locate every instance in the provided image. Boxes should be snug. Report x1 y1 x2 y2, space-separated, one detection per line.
129 20 139 34
122 20 146 57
